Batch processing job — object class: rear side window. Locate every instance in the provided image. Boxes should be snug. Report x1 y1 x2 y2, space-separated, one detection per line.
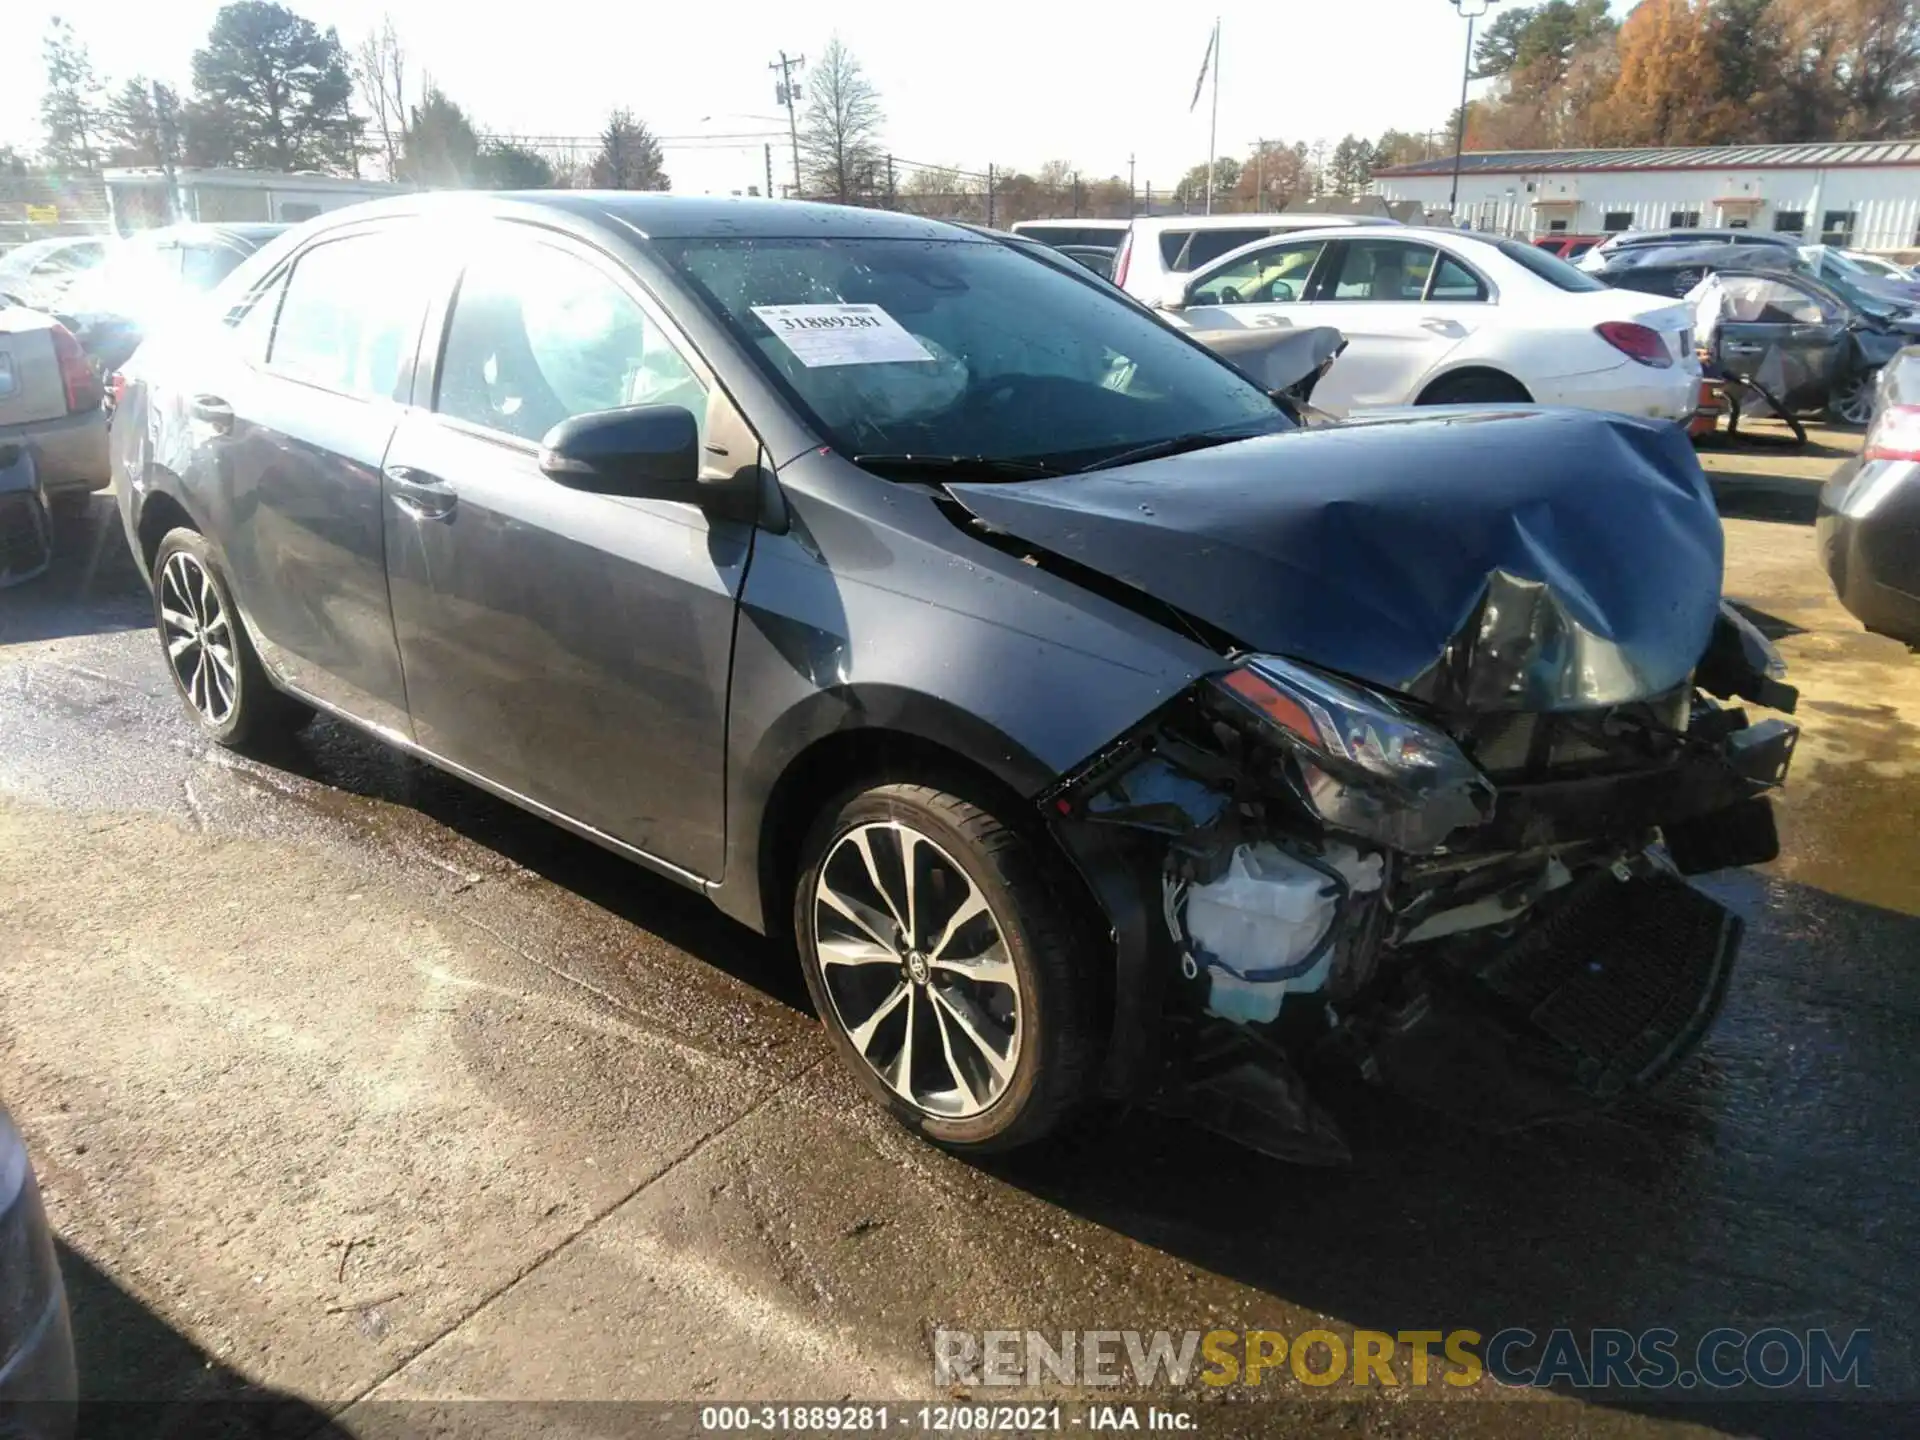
1325 240 1437 301
267 232 431 400
437 231 707 446
1427 253 1489 301
1491 238 1608 292
1159 228 1278 271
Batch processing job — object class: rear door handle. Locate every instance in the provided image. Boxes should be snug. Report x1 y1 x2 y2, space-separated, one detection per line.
386 464 457 521
189 394 234 430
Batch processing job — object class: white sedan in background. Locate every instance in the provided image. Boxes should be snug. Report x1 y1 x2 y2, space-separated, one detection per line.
1157 226 1700 422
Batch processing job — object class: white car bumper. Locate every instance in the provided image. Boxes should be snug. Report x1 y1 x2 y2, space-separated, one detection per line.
1532 359 1699 424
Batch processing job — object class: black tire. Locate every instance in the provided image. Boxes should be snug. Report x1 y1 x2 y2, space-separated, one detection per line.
793 781 1098 1152
150 527 309 749
1418 372 1532 405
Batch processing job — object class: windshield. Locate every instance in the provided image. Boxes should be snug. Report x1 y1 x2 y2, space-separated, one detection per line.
655 235 1285 470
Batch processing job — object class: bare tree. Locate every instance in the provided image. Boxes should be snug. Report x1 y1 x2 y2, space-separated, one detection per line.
798 36 883 203
355 14 408 179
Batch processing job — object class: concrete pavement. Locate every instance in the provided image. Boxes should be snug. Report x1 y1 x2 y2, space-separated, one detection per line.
1 432 1914 1437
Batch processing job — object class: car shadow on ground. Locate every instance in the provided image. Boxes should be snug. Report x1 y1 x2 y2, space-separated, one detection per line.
56 1238 348 1439
1709 478 1824 526
978 869 1917 1437
0 498 150 646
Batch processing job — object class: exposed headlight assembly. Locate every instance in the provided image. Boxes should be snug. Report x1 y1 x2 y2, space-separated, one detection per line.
1212 655 1494 852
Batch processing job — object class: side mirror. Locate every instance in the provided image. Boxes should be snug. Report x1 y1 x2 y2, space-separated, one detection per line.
1157 277 1191 311
538 404 701 499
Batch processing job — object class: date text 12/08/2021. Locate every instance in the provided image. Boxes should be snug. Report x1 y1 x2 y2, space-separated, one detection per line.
698 1405 1194 1432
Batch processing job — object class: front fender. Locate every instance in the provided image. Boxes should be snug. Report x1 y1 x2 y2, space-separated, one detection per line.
709 466 1219 933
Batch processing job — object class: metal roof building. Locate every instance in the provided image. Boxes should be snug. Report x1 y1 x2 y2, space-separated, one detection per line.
1371 141 1920 250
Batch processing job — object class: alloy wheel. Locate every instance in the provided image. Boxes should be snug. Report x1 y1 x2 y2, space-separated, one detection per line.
1834 373 1877 427
159 550 238 726
812 821 1022 1119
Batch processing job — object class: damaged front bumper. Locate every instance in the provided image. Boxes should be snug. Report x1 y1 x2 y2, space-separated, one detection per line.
1044 604 1798 1163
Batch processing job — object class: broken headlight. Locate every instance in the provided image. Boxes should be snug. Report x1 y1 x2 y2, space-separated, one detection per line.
1214 656 1494 853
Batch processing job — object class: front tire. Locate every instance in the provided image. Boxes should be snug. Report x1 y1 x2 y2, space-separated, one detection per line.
151 528 308 749
794 782 1097 1152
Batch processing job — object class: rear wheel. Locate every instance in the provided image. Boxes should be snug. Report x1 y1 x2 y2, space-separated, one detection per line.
151 528 309 749
1829 369 1878 427
794 782 1097 1152
1418 372 1532 405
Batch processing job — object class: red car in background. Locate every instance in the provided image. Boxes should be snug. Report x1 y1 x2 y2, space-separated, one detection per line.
1535 234 1604 261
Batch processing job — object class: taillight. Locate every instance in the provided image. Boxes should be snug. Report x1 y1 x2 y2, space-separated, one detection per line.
1113 234 1132 290
49 323 102 413
1862 402 1920 461
107 370 128 412
1595 320 1673 368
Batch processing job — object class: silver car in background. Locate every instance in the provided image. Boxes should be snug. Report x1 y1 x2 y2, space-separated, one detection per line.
0 306 108 503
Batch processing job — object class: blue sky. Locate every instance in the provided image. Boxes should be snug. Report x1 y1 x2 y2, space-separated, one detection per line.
2 0 1640 194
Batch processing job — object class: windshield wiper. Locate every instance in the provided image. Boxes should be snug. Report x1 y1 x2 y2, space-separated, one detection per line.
851 453 1061 481
1077 424 1275 473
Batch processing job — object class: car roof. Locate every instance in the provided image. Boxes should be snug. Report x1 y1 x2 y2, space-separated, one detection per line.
1011 218 1130 230
1125 212 1395 233
297 191 980 244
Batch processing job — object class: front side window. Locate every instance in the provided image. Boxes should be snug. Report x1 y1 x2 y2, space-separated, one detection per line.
1720 277 1828 326
438 232 706 446
1188 240 1325 305
1325 240 1438 302
268 232 431 400
656 235 1282 470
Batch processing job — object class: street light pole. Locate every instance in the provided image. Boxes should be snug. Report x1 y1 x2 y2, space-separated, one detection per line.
1447 0 1493 223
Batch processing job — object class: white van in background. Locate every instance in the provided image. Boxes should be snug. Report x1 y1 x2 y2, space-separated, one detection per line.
1110 212 1400 302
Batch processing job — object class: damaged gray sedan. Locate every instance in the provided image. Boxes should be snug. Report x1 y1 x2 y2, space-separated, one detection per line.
111 195 1797 1160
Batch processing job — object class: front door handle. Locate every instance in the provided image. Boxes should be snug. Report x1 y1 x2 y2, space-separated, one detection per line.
386 465 457 521
189 394 233 431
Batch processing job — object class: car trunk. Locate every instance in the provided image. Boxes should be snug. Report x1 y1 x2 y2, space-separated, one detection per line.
0 312 71 429
1569 286 1700 367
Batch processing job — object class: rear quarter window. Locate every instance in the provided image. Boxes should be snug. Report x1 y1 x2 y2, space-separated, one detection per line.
1492 238 1608 292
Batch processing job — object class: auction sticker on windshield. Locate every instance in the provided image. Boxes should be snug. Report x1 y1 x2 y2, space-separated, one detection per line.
750 304 934 367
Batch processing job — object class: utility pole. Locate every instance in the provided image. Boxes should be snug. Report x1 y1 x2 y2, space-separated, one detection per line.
886 154 896 208
1253 138 1265 211
1128 154 1136 217
1205 16 1221 215
986 164 995 228
764 143 773 199
1447 0 1494 221
770 51 805 197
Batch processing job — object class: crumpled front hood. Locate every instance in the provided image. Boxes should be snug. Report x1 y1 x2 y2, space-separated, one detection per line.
950 408 1724 713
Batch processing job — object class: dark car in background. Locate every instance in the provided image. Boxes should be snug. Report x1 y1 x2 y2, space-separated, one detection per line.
112 193 1796 1161
1602 243 1919 424
1578 226 1799 273
1820 348 1920 648
0 1103 77 1437
57 223 288 376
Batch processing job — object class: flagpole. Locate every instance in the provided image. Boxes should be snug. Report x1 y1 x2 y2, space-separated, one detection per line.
1205 17 1220 215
